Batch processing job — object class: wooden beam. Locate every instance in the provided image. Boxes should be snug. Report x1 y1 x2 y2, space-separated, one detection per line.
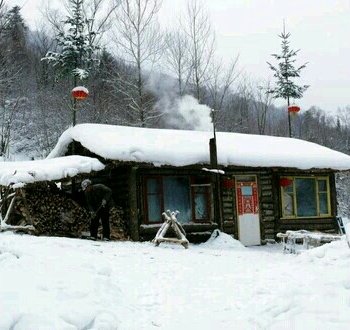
128 167 139 241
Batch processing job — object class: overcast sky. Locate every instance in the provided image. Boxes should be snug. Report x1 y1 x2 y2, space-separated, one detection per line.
12 0 350 113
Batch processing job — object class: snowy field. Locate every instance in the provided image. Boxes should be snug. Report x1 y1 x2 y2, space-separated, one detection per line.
1 232 350 330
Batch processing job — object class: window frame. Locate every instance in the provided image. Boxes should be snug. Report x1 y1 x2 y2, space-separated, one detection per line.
190 180 212 223
143 175 211 224
144 176 164 224
280 175 331 219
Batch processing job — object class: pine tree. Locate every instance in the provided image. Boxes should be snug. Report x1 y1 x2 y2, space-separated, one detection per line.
267 23 309 137
1 6 29 79
43 0 99 81
3 6 28 52
42 0 99 128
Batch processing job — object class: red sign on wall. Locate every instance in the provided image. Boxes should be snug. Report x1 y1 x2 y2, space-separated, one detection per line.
236 182 259 215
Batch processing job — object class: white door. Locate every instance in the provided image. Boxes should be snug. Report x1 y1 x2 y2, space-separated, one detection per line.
235 176 261 246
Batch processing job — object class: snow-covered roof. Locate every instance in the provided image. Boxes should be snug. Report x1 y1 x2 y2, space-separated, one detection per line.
0 155 104 188
48 124 350 171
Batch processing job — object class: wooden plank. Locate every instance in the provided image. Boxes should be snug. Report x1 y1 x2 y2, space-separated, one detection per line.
261 185 273 191
261 203 274 210
262 210 274 216
261 222 275 229
128 167 139 241
262 216 275 222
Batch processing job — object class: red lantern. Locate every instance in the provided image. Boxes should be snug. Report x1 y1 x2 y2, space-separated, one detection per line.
288 105 300 113
279 178 293 187
71 86 89 100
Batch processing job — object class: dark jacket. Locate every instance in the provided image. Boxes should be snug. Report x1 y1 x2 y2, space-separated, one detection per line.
84 184 114 212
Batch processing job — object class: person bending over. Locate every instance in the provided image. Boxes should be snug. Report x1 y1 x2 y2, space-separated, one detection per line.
81 179 114 241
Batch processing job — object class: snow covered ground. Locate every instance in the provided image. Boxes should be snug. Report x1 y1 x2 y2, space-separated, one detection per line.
1 232 350 330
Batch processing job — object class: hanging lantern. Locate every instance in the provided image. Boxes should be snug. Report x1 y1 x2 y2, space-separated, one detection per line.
71 86 89 100
279 178 293 187
288 104 300 113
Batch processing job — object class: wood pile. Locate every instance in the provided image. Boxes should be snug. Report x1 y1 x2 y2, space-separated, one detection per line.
9 182 128 240
108 206 129 241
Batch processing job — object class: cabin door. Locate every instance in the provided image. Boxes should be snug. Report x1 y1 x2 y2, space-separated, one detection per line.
235 176 261 246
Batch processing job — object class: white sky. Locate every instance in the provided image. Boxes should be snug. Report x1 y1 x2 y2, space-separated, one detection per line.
12 0 350 113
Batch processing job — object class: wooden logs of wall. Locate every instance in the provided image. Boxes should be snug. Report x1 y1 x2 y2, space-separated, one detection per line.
221 178 235 236
258 171 276 241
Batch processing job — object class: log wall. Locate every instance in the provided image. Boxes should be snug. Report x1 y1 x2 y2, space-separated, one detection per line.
218 169 339 242
221 176 236 237
258 171 276 241
88 163 339 242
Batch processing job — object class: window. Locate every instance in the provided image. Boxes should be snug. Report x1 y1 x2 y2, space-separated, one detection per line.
144 176 211 224
280 176 331 218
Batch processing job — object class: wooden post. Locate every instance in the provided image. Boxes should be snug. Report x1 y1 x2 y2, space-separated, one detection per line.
128 167 139 241
209 138 224 232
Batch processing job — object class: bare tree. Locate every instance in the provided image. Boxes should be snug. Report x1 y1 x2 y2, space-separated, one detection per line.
0 97 28 157
185 0 215 102
111 0 163 127
206 58 239 110
83 0 120 47
0 0 5 26
164 29 192 96
0 1 29 157
250 80 274 135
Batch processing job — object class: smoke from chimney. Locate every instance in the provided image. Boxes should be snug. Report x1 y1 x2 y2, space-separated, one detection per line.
147 72 213 131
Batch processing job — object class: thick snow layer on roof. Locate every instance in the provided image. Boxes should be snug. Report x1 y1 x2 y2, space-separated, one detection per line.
48 124 350 170
0 156 104 187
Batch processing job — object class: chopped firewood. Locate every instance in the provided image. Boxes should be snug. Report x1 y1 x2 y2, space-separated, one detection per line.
4 182 128 240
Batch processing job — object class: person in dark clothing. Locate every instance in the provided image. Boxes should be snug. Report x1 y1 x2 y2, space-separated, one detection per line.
81 179 114 240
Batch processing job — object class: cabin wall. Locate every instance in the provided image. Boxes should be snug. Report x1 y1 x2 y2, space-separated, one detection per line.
222 179 235 236
259 171 276 240
220 169 338 243
88 164 339 243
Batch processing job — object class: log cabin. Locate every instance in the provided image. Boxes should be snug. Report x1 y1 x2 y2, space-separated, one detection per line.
48 124 350 245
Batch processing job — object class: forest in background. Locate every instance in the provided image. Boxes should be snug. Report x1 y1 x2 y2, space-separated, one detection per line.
0 0 349 161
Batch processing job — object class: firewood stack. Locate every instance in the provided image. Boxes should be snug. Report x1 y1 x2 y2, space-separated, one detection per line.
108 206 129 241
10 182 128 240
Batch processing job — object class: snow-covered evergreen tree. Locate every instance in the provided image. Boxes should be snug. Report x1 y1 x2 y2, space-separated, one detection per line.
3 6 28 65
267 23 309 137
42 0 99 81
